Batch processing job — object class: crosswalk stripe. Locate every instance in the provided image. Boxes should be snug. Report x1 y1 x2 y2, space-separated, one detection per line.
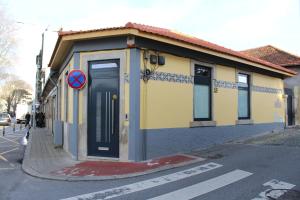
61 162 222 200
149 169 253 200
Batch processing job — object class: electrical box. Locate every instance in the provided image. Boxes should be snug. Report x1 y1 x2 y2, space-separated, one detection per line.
158 56 165 65
150 54 158 64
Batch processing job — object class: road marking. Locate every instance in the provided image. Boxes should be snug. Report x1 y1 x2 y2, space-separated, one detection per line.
149 169 252 200
0 145 19 148
252 179 295 200
0 136 19 145
0 147 19 155
0 168 14 170
61 162 222 200
0 154 8 162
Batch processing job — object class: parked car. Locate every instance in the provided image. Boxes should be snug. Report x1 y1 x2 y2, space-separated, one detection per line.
0 113 11 126
17 114 26 124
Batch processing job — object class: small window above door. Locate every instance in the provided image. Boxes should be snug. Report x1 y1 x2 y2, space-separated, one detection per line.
91 63 118 69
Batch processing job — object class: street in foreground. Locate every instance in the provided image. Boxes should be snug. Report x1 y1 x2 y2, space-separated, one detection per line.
0 127 300 200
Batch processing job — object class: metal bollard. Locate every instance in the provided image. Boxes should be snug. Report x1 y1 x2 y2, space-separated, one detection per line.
13 123 15 132
20 123 22 130
2 126 5 136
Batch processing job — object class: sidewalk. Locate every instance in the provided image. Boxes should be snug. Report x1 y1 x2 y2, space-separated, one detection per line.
22 128 203 181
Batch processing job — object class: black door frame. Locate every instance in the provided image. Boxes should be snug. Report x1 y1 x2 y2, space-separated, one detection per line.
285 88 294 126
87 59 120 158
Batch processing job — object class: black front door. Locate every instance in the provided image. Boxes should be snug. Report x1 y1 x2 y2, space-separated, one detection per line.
287 94 293 126
285 88 294 126
88 60 119 157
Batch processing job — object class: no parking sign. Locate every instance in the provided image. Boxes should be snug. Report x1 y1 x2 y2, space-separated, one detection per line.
67 69 86 89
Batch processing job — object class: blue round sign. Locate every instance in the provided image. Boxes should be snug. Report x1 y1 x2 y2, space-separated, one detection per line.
67 69 86 89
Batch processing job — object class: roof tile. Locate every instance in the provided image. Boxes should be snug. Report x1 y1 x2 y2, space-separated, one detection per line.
58 23 296 75
241 45 300 67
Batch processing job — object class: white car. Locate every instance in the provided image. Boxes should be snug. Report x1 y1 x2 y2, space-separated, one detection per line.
0 113 11 126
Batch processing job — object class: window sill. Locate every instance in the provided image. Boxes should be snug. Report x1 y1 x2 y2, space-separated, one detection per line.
236 119 253 125
190 121 216 128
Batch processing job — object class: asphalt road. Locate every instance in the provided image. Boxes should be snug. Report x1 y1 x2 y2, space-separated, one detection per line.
0 127 300 200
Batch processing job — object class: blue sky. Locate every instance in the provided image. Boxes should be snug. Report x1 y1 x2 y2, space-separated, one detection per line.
1 0 300 87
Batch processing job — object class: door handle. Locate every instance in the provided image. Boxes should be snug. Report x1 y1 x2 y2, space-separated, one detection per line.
111 94 117 134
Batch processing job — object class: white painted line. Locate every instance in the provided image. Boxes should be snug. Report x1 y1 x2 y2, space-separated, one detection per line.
0 136 19 145
263 179 295 189
0 154 8 162
149 169 252 200
0 168 15 170
252 179 295 200
0 147 19 155
61 162 222 200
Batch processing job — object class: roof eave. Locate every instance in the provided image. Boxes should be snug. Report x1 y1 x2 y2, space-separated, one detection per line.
48 26 296 77
48 28 139 69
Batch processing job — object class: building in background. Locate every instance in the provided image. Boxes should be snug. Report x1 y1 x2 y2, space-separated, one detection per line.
241 45 300 126
41 23 295 162
34 31 57 125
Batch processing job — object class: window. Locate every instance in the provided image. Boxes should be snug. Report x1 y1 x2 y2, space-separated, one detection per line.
194 65 211 121
238 73 250 119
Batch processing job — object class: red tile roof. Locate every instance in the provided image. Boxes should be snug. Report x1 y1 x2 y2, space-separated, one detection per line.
58 22 296 75
240 45 300 67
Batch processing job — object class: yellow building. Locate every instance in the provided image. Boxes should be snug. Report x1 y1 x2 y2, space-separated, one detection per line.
41 22 296 161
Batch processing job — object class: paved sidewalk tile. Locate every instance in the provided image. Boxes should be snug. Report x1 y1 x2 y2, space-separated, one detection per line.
22 128 204 181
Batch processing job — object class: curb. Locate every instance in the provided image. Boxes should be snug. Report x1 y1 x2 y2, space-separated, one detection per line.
23 156 205 182
22 132 205 181
226 129 284 145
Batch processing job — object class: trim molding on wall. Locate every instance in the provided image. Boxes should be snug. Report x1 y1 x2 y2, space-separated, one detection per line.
141 70 193 83
140 70 283 94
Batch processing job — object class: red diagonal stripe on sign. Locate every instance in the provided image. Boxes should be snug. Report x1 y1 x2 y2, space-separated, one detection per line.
70 73 84 86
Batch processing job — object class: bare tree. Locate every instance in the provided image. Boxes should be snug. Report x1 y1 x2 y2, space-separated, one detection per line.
0 4 16 71
0 75 32 115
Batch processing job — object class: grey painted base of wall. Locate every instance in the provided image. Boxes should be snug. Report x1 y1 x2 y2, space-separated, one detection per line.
143 123 284 159
53 120 63 146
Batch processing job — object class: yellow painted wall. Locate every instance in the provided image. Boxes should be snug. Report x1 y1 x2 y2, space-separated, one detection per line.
58 56 74 123
68 71 74 124
78 56 84 125
140 52 192 129
140 52 285 129
214 65 238 126
125 49 130 124
252 73 284 123
60 74 65 120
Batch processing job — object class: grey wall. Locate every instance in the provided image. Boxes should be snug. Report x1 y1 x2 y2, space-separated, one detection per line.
128 48 145 161
69 52 80 160
53 120 63 146
73 37 127 53
144 123 284 159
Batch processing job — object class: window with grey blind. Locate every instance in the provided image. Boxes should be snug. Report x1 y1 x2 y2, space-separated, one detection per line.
238 73 250 119
194 65 211 121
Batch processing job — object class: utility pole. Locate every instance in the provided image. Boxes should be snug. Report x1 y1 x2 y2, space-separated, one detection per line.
34 32 44 128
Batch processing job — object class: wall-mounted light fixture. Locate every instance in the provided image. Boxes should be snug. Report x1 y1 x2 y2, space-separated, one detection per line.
142 50 165 82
